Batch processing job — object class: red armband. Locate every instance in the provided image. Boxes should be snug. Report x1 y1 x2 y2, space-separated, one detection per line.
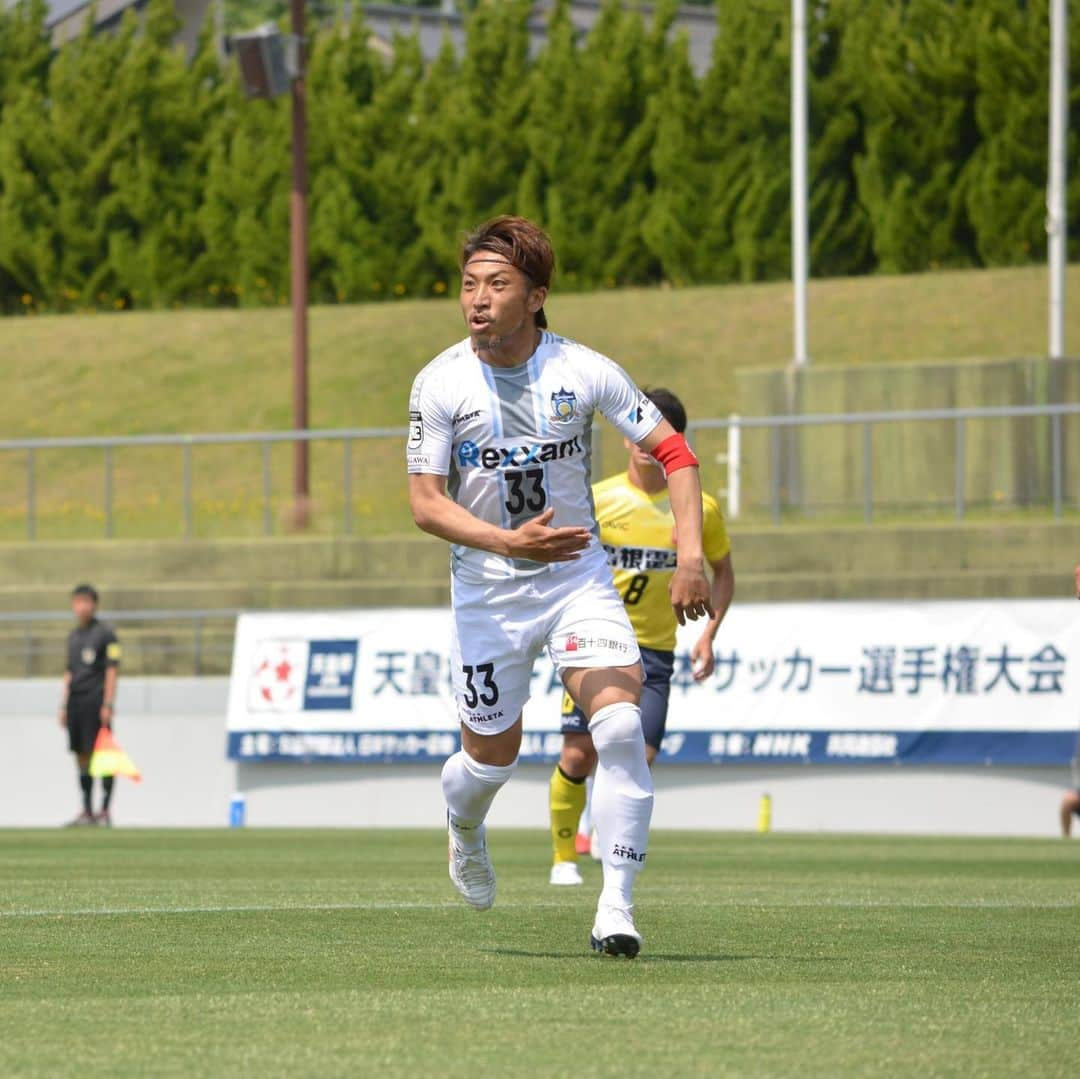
650 433 699 476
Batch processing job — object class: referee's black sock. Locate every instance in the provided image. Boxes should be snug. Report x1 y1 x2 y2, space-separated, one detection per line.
79 773 93 814
101 776 115 812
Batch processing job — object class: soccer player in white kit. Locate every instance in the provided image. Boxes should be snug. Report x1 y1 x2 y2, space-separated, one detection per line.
407 217 713 957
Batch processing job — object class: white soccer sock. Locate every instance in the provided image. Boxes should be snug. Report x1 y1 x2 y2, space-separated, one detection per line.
589 701 653 909
441 750 517 852
579 775 593 836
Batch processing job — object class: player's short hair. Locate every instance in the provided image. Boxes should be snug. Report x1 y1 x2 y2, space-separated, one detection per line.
71 583 99 603
644 388 687 434
460 216 555 329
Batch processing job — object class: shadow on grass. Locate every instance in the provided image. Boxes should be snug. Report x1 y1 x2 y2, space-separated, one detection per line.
482 948 836 964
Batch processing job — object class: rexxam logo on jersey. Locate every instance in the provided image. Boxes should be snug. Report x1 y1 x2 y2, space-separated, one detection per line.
456 435 582 470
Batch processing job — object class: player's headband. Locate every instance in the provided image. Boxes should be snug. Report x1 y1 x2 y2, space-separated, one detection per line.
462 253 541 286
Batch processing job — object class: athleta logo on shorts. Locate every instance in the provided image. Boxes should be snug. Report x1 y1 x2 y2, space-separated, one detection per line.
612 844 647 863
463 710 504 723
457 435 582 470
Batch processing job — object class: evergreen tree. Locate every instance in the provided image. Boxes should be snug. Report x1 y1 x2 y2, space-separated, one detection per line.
101 0 222 305
849 0 980 272
198 81 290 305
307 7 384 302
640 31 703 284
0 0 51 309
698 0 790 283
410 0 533 287
555 0 655 285
807 0 873 278
966 0 1054 267
0 11 137 308
0 0 50 104
515 0 588 283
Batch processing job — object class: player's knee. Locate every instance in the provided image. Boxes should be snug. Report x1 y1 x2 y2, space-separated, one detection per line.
560 739 596 778
589 701 645 756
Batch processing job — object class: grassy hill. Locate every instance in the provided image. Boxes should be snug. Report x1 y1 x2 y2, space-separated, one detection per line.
2 264 1078 540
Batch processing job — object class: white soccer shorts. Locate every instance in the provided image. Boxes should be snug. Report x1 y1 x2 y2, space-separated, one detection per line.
449 556 641 736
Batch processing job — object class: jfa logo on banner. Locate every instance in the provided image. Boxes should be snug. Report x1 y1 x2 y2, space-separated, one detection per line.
304 640 359 710
248 639 309 712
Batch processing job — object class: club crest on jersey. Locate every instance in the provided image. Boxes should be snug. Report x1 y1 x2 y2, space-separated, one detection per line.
550 387 578 423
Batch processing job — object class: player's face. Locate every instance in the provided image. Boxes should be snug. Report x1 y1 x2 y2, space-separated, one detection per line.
460 256 545 349
71 595 95 625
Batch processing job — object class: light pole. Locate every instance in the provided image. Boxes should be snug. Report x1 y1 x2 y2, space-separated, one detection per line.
232 10 310 527
289 0 310 523
1048 0 1068 360
791 0 809 368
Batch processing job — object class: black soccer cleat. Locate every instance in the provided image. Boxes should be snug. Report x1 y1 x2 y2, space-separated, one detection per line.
590 931 641 959
589 905 642 958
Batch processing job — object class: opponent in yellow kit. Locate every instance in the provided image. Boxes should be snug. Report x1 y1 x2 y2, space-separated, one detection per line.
549 388 735 884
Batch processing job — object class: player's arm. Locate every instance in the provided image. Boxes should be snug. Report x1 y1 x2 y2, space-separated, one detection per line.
409 474 591 563
636 421 713 625
691 554 735 681
58 670 70 728
1074 562 1080 599
102 633 120 728
704 554 735 639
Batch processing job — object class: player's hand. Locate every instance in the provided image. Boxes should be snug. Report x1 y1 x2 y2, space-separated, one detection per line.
670 561 714 626
691 634 715 682
58 708 67 728
504 509 592 563
99 704 113 728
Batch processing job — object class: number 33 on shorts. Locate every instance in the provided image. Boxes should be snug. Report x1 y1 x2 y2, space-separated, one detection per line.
461 663 500 709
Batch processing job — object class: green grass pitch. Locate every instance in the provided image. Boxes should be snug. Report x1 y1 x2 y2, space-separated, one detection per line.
2 829 1078 1077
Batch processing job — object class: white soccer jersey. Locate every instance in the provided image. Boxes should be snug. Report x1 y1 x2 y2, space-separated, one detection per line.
407 332 664 583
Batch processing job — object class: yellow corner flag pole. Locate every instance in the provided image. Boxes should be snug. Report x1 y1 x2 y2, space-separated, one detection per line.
88 727 142 783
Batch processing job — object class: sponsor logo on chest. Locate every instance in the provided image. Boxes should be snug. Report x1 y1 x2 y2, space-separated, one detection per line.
457 435 583 470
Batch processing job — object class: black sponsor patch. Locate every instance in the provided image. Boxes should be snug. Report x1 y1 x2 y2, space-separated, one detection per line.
408 410 424 449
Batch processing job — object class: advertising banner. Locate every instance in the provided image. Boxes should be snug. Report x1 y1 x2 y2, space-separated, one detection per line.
226 601 1080 765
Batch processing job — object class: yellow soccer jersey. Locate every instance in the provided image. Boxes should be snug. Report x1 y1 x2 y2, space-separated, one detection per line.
595 471 731 652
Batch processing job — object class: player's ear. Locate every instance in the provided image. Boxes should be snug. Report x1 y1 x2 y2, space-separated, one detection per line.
527 284 548 315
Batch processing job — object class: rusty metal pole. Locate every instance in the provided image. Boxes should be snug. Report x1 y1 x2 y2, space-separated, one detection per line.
290 0 310 526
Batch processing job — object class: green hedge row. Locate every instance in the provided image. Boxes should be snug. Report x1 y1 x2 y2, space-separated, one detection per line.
0 0 1077 313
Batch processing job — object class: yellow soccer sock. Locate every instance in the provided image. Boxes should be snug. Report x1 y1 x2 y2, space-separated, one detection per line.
550 765 588 864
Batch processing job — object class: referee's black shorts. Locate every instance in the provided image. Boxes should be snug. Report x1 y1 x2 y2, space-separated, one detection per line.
67 696 103 755
560 647 676 751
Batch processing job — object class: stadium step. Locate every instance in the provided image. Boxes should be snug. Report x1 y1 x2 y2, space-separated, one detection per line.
0 534 450 586
0 578 451 613
1 521 1076 629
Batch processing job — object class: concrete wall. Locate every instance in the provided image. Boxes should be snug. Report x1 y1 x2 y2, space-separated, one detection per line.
2 678 1073 837
732 356 1080 517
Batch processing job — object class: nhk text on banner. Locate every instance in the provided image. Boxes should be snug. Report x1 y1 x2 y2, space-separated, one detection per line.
225 601 1080 765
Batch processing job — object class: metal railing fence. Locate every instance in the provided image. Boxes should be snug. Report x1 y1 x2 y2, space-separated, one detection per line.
1 401 1077 538
687 401 1080 525
5 427 406 541
0 609 240 677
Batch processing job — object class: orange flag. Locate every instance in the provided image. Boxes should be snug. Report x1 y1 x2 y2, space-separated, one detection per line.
88 727 142 783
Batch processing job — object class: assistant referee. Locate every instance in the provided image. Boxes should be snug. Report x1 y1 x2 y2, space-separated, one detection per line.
59 584 121 826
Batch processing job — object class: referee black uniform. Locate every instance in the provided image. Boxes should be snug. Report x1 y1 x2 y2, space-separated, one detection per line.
63 584 121 825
